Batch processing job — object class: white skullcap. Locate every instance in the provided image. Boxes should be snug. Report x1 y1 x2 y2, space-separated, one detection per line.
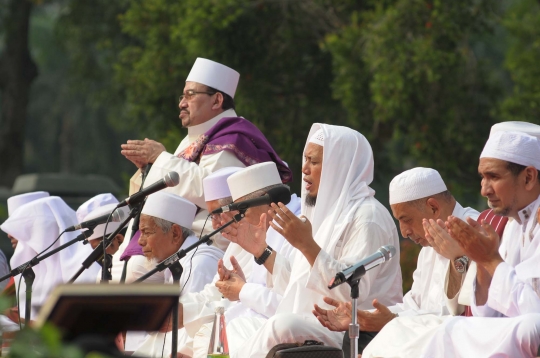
480 131 540 170
227 162 282 201
186 58 240 98
308 129 324 147
141 192 196 229
76 193 119 223
82 203 129 241
7 191 49 216
203 167 243 201
389 167 447 205
490 121 540 141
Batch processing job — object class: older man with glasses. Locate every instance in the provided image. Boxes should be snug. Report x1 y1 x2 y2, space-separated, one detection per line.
116 58 292 283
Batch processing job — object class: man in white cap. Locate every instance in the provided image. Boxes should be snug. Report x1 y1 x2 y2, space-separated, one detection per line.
224 124 402 358
314 167 479 357
132 191 222 358
132 162 300 357
0 196 94 319
116 58 292 285
4 191 49 250
412 128 540 357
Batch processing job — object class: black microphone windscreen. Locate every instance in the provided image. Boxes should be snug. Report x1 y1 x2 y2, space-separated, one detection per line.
267 186 291 205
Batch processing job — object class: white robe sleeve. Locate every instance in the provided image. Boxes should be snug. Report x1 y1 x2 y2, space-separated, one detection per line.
266 252 293 296
130 150 246 208
487 261 540 317
239 283 282 318
305 221 389 305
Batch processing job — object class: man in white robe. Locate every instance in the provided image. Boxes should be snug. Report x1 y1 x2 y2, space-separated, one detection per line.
115 58 292 284
132 191 222 358
224 124 403 358
314 167 479 356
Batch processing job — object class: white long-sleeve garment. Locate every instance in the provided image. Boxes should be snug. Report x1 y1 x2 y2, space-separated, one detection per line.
235 124 403 358
389 203 479 317
131 234 223 358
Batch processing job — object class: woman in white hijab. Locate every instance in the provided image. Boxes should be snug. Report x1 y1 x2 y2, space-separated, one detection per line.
1 196 94 319
228 123 403 358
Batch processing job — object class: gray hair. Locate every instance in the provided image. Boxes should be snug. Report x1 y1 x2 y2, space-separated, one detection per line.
152 216 194 239
405 190 455 210
218 196 233 206
238 184 288 201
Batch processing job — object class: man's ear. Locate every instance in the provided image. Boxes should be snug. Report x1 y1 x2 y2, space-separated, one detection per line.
171 224 183 243
426 198 441 219
212 92 224 110
524 166 538 190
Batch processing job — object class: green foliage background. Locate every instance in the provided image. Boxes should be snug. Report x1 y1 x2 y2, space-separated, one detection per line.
1 0 540 292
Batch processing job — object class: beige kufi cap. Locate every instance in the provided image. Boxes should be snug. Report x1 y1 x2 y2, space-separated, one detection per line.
490 121 540 141
81 203 129 241
186 58 240 98
141 192 196 229
481 131 540 170
389 167 447 205
7 191 49 216
203 167 243 202
227 162 282 201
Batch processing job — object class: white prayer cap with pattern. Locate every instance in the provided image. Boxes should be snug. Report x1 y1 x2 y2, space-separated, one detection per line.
227 162 282 201
389 167 447 205
141 192 196 229
203 167 243 202
76 193 118 223
308 129 325 147
186 58 240 98
490 121 540 141
82 203 129 241
481 131 540 170
7 191 49 216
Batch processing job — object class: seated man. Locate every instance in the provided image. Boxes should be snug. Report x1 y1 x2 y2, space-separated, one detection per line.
314 167 479 356
224 124 403 358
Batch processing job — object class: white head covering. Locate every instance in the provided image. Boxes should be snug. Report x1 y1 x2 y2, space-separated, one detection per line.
389 167 448 205
308 129 325 147
7 191 49 217
203 167 243 201
227 162 282 201
0 196 95 317
186 58 240 98
141 192 196 229
490 121 540 141
81 203 129 241
480 131 540 170
76 193 118 223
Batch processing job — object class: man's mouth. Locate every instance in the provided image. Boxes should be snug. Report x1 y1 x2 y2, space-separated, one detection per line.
304 178 312 191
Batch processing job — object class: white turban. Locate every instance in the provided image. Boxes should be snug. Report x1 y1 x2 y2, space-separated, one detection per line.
490 121 540 141
227 162 282 201
480 131 540 170
76 193 119 223
186 58 240 98
81 203 129 241
203 167 243 201
141 192 196 229
389 167 447 205
6 191 49 217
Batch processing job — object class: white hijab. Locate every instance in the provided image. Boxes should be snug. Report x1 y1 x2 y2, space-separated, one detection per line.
277 123 375 315
1 196 94 316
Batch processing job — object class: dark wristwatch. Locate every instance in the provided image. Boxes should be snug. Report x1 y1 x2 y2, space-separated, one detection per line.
254 246 273 265
453 255 469 274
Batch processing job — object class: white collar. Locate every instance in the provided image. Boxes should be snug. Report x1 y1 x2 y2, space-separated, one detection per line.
451 201 465 218
516 194 540 228
187 109 237 143
179 234 199 251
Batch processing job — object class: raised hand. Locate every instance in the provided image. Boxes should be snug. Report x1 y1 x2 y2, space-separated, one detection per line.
423 218 465 260
121 138 166 168
313 297 352 332
268 203 313 251
356 299 396 332
446 216 503 274
223 213 268 257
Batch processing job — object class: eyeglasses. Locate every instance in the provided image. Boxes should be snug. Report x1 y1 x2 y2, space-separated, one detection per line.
179 89 216 102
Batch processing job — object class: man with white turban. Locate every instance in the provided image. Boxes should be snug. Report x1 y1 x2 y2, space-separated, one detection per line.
225 124 403 358
315 167 479 357
115 58 292 284
155 163 300 358
0 195 94 319
132 192 223 358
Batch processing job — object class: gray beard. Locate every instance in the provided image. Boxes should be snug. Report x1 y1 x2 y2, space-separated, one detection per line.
305 194 317 207
487 200 510 217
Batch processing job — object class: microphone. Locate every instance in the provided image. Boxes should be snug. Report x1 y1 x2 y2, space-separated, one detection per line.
328 245 396 289
66 209 126 232
211 186 291 214
117 171 180 207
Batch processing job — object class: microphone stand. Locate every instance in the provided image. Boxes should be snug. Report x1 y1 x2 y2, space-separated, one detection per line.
134 211 244 283
69 205 142 284
168 261 183 358
0 229 94 323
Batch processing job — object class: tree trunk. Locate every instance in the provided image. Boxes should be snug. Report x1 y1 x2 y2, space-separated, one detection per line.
0 0 38 187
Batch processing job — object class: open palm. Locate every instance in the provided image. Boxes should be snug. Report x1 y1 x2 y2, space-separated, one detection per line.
313 297 352 332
